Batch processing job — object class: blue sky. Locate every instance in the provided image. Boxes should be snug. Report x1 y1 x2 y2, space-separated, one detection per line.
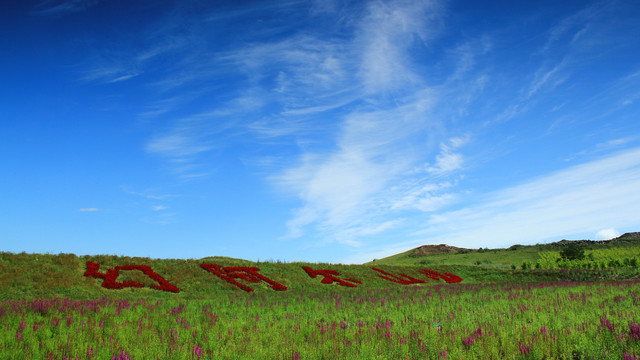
1 0 639 265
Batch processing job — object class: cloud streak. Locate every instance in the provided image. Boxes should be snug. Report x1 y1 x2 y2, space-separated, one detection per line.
58 0 639 261
33 0 99 16
339 147 640 264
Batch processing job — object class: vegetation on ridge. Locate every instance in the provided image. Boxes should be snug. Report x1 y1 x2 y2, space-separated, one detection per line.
1 233 639 359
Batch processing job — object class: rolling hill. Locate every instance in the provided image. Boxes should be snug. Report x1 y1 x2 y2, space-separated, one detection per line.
363 232 640 268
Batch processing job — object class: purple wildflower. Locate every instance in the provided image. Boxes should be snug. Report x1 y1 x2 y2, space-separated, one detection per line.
193 345 203 359
462 335 474 346
630 322 640 340
600 317 615 332
111 350 131 360
475 326 483 338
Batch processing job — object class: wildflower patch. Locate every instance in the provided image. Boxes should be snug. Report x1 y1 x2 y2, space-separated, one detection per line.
83 261 463 294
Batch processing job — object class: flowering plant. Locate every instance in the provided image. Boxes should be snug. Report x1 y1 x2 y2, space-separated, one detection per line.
302 266 362 287
84 261 180 293
370 267 427 284
419 269 462 283
83 261 462 294
200 264 287 292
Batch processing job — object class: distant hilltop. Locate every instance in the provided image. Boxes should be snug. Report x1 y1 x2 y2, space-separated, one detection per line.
409 244 465 257
408 232 640 257
617 232 640 239
556 232 640 246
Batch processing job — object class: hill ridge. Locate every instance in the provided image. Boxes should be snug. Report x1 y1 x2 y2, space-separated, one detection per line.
407 232 640 257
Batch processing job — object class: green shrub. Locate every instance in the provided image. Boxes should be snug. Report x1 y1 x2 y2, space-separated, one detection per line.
560 243 585 261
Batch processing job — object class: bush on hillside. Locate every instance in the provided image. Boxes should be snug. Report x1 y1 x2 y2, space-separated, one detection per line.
560 243 585 261
608 259 622 268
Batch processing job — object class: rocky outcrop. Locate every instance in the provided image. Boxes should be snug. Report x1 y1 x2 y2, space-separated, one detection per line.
616 232 640 239
409 244 467 257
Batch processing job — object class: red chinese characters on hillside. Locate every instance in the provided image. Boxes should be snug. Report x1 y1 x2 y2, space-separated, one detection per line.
200 264 287 293
371 267 428 284
83 261 462 293
419 269 463 283
84 261 180 293
302 266 363 288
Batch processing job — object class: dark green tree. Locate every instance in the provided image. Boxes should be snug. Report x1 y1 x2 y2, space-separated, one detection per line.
560 242 585 261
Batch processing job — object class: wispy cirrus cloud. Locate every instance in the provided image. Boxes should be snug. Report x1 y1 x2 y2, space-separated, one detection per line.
414 147 640 244
340 147 640 264
526 60 567 99
33 0 99 16
82 65 140 84
68 0 639 254
79 208 98 212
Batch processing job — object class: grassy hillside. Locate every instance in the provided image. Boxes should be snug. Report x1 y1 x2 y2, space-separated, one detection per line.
1 243 639 303
2 235 639 360
0 251 533 302
364 232 640 270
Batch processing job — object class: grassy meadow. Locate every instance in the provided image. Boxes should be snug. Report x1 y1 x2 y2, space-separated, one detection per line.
1 234 639 359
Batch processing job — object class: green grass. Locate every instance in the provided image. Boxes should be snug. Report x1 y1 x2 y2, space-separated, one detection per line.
2 278 640 359
365 235 640 272
2 250 638 303
1 234 639 359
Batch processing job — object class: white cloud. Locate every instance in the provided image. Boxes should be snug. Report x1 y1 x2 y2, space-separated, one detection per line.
356 0 443 94
596 228 620 240
123 189 179 200
339 147 640 264
526 60 567 98
82 66 139 84
540 2 603 53
273 90 444 244
152 205 168 211
596 138 633 150
427 147 463 175
33 0 99 16
146 133 212 159
416 147 640 245
79 208 98 212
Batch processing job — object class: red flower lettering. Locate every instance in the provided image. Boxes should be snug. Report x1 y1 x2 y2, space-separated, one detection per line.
200 264 287 292
419 269 462 283
302 266 362 287
84 261 180 293
370 267 427 284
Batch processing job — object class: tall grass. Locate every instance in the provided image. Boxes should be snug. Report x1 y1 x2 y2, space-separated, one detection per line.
1 250 639 359
2 280 640 359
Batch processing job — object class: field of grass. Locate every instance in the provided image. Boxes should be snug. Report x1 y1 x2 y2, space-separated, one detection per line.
1 236 639 359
